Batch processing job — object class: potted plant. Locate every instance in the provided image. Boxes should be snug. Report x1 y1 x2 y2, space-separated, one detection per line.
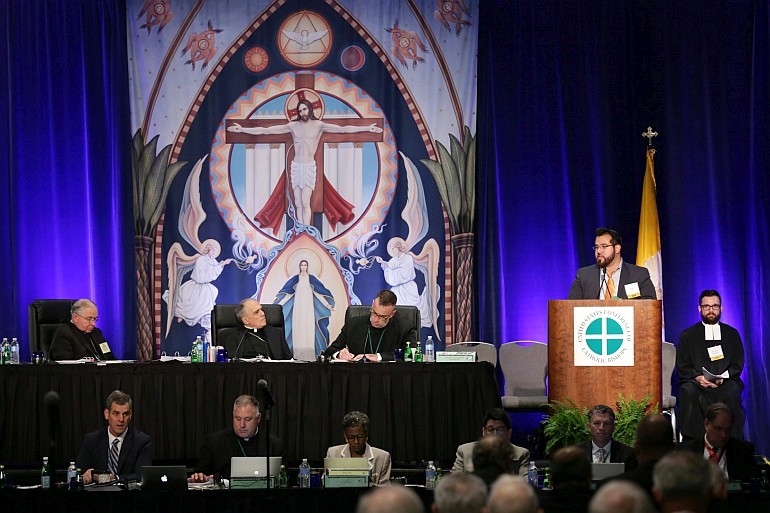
541 394 659 456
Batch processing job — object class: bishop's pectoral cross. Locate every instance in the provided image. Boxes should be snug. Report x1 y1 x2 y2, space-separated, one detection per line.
226 73 383 233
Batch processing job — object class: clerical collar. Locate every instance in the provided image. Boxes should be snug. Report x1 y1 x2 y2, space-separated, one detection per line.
702 322 722 340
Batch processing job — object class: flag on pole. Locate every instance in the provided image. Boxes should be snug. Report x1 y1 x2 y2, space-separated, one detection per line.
636 147 662 301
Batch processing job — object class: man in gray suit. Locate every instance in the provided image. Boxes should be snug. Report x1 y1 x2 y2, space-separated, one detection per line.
452 408 530 476
326 411 391 486
568 227 657 300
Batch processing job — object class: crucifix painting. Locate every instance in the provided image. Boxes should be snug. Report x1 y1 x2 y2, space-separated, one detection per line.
226 73 384 233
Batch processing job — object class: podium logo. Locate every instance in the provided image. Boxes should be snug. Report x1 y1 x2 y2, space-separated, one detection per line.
573 307 634 366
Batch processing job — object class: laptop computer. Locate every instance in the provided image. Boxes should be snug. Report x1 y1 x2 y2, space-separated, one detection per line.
140 465 188 491
230 456 282 479
591 462 625 480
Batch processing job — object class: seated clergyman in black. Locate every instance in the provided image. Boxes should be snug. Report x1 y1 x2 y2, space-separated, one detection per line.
50 298 115 361
219 298 292 360
188 394 283 482
323 289 416 362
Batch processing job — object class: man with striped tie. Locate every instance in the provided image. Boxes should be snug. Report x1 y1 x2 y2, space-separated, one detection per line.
76 390 153 484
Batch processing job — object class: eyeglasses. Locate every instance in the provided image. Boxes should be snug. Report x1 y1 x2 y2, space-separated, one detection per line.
75 313 99 323
592 244 616 251
370 309 392 321
346 434 367 442
483 426 507 435
699 304 722 311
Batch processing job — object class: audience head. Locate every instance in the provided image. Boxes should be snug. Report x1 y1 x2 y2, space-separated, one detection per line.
550 446 592 489
370 290 398 328
587 404 616 447
357 484 424 513
589 480 655 513
634 414 675 461
487 475 541 513
652 452 711 513
235 298 267 330
71 299 99 333
432 472 487 513
703 402 733 449
472 435 514 487
481 408 512 441
342 411 370 456
103 390 133 437
231 394 261 439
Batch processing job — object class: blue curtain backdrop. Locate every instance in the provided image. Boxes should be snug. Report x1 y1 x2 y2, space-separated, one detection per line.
2 1 768 452
0 1 136 357
478 1 769 451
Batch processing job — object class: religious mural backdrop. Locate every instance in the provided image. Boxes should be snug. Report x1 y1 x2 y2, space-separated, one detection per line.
127 0 478 358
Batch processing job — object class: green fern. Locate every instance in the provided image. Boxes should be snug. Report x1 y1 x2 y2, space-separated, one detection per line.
613 394 659 446
541 400 590 456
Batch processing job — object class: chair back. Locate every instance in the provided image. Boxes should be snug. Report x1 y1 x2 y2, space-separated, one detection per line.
344 304 420 335
499 340 548 409
28 299 78 357
211 303 285 345
662 341 677 408
445 341 498 367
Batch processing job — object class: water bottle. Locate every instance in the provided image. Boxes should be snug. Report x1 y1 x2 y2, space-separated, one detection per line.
10 338 20 364
404 341 413 362
191 336 203 363
414 341 423 362
425 460 437 490
41 456 52 489
1 338 9 365
203 338 210 362
527 461 538 487
278 464 289 488
76 468 85 491
66 461 77 488
425 336 435 362
298 458 311 488
0 464 6 489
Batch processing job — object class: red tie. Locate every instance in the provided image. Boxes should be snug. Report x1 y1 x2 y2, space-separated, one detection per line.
706 445 721 464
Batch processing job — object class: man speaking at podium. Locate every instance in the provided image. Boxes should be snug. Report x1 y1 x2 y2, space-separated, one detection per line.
568 228 657 300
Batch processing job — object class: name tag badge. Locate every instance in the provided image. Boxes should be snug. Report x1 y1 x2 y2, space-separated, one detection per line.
625 283 641 298
707 345 724 361
99 342 112 354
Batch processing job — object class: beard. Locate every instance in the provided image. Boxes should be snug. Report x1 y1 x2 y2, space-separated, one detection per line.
701 312 721 325
596 251 617 269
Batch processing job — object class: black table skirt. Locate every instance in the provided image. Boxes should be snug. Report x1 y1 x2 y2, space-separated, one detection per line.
0 361 500 465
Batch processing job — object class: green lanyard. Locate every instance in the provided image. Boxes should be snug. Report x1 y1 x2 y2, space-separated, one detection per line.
366 327 387 354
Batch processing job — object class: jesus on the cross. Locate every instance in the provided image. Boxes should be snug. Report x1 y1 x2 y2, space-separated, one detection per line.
227 97 383 228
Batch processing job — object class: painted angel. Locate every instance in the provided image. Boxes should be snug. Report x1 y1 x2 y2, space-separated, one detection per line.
163 155 234 339
375 152 441 338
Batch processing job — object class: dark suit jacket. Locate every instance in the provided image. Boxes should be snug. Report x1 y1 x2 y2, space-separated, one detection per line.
678 438 759 480
568 261 657 300
323 313 416 361
49 322 116 361
219 325 292 360
195 427 283 478
75 426 153 482
577 439 638 470
600 459 657 499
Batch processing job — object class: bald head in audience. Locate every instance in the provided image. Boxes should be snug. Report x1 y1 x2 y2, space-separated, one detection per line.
652 451 712 513
432 472 487 513
487 475 541 513
589 480 655 513
357 484 424 513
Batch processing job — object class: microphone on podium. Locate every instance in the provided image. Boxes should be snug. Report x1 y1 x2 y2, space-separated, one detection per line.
598 268 608 300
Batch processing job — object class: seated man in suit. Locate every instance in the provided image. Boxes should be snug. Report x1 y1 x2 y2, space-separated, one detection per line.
326 411 391 486
323 290 416 362
453 408 530 476
577 405 637 470
49 299 115 361
75 390 153 484
190 394 283 482
219 299 292 360
678 402 758 481
568 227 656 300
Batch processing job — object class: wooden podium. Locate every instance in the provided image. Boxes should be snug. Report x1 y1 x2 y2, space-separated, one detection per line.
548 300 662 410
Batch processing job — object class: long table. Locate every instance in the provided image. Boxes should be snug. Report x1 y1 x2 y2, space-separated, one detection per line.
0 361 500 466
